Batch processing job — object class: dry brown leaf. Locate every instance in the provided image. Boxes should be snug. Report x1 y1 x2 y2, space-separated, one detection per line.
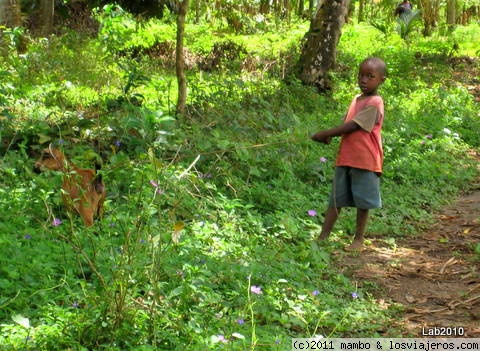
405 293 416 303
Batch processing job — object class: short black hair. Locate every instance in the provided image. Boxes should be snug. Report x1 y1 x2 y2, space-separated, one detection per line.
360 57 387 77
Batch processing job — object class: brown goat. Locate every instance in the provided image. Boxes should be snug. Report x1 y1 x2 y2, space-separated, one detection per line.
34 146 106 227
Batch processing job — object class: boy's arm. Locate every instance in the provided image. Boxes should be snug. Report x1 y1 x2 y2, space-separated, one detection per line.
311 120 360 144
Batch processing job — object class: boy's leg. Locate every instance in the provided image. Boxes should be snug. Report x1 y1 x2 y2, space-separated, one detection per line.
318 207 341 240
346 168 380 251
346 208 369 250
319 166 351 241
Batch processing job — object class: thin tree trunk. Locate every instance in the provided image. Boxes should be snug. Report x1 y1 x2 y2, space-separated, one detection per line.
358 0 365 22
176 0 189 115
298 0 305 16
297 0 350 92
260 0 270 14
461 3 467 25
194 0 200 23
346 0 354 23
39 0 55 36
273 0 279 18
283 0 291 22
419 0 440 36
446 0 456 28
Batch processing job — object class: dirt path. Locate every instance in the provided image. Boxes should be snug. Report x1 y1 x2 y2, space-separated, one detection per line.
340 177 480 337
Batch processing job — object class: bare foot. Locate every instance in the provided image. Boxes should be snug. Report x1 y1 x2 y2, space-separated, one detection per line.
345 240 364 252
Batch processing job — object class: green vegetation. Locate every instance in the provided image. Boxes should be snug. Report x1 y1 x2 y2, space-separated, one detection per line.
0 7 479 350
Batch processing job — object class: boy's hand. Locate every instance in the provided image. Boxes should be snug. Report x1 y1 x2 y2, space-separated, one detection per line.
311 131 332 144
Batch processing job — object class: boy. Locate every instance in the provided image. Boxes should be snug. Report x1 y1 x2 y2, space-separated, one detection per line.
311 57 386 251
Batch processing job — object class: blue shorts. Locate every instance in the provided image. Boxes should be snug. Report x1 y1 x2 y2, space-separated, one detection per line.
329 166 382 209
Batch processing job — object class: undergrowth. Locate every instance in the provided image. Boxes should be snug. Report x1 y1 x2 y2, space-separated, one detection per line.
0 7 478 350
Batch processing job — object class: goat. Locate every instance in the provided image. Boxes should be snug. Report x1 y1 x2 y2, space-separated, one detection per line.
34 146 106 227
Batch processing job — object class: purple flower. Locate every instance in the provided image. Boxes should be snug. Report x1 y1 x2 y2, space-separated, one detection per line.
217 334 228 343
320 157 327 163
114 140 121 147
250 285 262 294
139 239 146 244
425 134 433 139
351 292 359 299
24 234 32 240
149 180 164 194
52 218 62 226
307 210 317 217
236 318 245 325
312 290 320 296
72 301 79 308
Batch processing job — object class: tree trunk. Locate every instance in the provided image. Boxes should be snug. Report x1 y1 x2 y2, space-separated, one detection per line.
283 0 291 22
419 0 440 36
446 0 456 28
273 0 279 18
260 0 270 14
346 0 354 23
358 0 365 22
38 0 55 36
0 0 22 28
460 4 478 25
298 0 305 17
308 0 315 14
194 0 200 23
297 0 350 92
176 0 189 115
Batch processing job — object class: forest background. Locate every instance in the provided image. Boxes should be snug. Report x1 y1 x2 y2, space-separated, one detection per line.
0 0 479 350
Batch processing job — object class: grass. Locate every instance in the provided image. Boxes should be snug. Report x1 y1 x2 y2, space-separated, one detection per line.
0 9 479 350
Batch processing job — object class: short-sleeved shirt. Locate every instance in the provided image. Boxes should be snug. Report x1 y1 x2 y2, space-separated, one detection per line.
335 94 384 173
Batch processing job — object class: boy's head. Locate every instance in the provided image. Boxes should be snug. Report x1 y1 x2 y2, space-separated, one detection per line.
358 57 386 96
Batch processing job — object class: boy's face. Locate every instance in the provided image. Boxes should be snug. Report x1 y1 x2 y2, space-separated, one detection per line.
358 61 385 96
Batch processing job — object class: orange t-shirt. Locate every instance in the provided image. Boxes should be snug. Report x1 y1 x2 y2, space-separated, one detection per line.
336 94 384 173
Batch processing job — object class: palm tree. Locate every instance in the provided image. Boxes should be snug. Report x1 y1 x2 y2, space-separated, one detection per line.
396 9 422 39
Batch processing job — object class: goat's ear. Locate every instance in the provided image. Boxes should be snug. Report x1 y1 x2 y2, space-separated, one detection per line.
94 162 102 172
93 175 105 194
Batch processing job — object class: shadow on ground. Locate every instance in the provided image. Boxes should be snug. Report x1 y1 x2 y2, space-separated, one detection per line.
339 175 480 337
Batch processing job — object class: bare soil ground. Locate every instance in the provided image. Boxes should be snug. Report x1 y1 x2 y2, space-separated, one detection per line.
340 172 480 337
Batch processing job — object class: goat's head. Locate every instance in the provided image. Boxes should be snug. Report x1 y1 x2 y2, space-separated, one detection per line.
34 146 66 173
